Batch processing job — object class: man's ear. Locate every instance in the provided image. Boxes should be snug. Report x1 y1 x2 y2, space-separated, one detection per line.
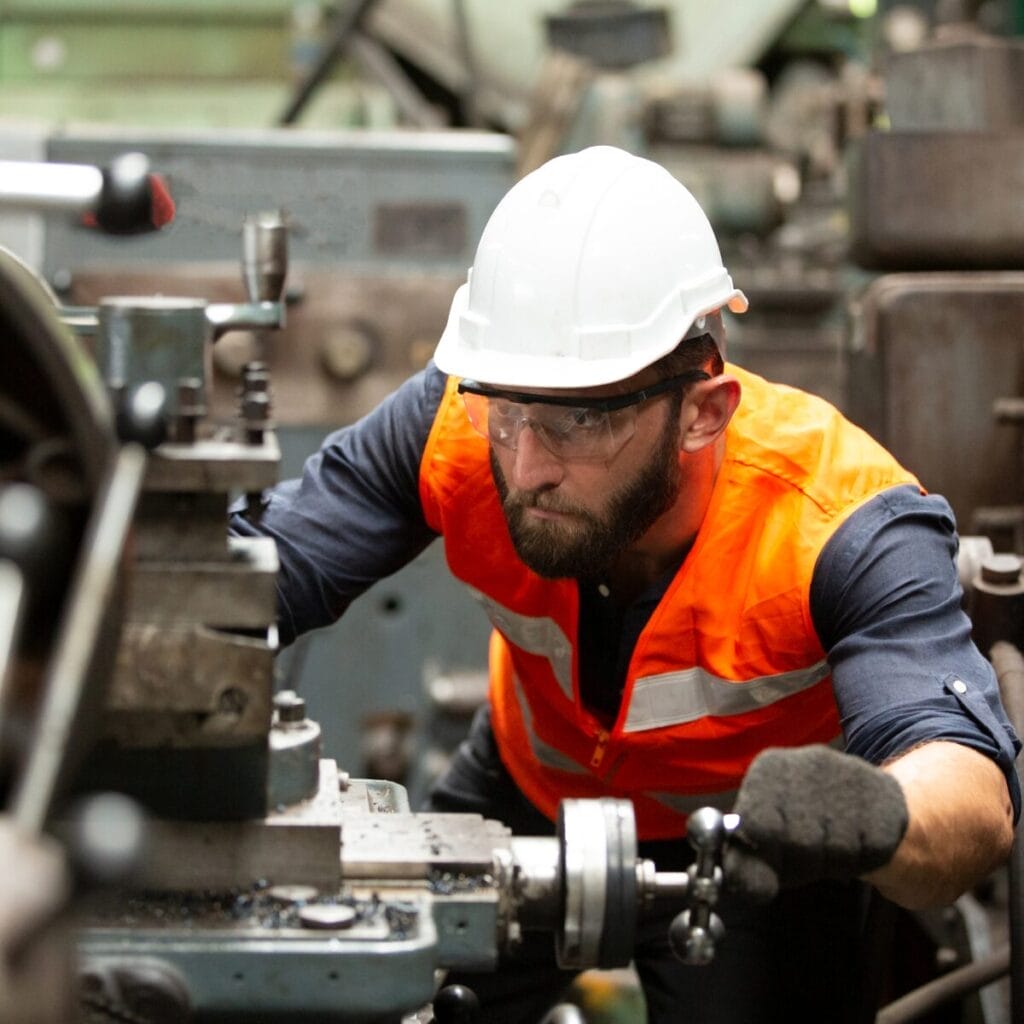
679 375 741 453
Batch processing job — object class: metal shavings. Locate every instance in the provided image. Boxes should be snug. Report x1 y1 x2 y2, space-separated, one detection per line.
84 885 379 933
427 870 493 895
384 900 420 939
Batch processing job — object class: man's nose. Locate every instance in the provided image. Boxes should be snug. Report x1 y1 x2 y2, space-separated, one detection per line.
509 422 566 491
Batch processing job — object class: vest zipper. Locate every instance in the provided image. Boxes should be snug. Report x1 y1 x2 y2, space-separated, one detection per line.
590 728 610 769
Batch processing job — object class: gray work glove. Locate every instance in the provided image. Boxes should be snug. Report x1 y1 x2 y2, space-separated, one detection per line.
724 745 909 903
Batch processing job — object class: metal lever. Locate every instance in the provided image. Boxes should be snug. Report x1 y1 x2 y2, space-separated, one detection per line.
0 153 166 234
61 213 289 348
11 444 147 834
206 211 289 337
667 807 738 966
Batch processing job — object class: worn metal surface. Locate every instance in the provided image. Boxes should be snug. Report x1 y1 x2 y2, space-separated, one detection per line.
125 538 278 628
885 32 1024 132
721 266 847 410
341 811 511 879
848 132 1024 270
79 772 503 1015
80 910 438 1023
68 265 462 427
142 437 281 493
268 713 322 809
43 129 514 276
846 273 1024 533
106 625 273 745
132 494 252 561
139 761 343 890
337 778 413 815
96 297 211 412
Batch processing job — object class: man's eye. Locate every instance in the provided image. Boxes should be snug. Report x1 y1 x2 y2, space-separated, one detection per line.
565 408 606 431
490 400 518 421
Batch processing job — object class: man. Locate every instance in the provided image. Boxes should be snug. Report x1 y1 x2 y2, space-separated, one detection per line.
232 146 1019 1022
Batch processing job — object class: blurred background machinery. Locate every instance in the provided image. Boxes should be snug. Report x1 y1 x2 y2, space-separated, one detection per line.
1 0 1024 1020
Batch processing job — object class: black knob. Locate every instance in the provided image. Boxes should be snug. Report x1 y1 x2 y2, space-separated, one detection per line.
96 152 153 235
115 381 168 449
432 984 481 1024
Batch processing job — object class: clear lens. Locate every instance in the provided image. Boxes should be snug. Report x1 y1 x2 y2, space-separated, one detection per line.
461 393 638 461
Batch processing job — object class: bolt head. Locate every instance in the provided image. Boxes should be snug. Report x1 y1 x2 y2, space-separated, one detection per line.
273 689 306 722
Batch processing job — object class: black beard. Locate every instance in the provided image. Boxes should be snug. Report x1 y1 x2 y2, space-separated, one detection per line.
490 413 682 580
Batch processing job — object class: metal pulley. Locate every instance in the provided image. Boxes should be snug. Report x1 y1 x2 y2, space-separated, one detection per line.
555 797 638 969
546 799 737 970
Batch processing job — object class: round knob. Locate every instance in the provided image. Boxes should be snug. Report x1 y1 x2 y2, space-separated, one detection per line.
687 806 725 851
432 984 480 1024
321 326 373 382
0 483 56 580
212 330 259 379
115 381 168 450
65 792 148 888
668 909 725 966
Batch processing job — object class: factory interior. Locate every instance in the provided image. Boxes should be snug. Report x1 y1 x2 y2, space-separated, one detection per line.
1 0 1024 1021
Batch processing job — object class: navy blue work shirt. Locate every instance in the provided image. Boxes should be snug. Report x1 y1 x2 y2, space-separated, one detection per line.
230 362 1021 816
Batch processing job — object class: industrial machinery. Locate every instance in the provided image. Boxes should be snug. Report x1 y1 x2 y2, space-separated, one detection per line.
0 125 517 803
0 159 740 1023
3 16 1024 1017
845 26 1024 539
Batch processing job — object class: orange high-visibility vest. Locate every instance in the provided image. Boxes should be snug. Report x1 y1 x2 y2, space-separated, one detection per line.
419 364 921 839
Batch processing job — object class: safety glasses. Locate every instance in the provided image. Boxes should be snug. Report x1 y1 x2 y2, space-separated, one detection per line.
458 369 710 462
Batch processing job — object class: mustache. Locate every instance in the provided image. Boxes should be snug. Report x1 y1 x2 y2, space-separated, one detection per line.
489 448 596 523
504 487 587 518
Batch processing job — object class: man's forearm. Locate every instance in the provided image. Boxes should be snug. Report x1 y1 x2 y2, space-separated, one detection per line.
865 740 1014 909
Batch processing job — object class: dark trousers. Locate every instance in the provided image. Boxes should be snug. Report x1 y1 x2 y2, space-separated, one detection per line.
425 707 875 1024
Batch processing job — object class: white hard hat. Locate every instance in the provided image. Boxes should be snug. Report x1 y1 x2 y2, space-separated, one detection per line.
434 145 747 389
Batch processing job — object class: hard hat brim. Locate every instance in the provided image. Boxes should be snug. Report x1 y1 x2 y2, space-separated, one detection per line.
434 283 748 389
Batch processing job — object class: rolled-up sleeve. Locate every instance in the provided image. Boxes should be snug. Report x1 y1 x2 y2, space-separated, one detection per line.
229 363 448 644
811 484 1021 818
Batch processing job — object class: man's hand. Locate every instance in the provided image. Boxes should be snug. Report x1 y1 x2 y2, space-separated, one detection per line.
724 745 909 902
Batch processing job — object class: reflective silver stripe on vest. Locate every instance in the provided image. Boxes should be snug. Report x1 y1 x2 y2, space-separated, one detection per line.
648 789 738 815
469 589 574 702
647 737 845 816
514 676 589 776
624 660 831 733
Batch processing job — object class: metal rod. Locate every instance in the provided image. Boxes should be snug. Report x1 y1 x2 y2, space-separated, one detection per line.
874 947 1009 1024
348 31 447 128
58 306 99 337
206 301 285 337
990 640 1024 1022
451 0 482 127
11 445 146 834
278 0 383 126
0 160 102 213
0 561 25 750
